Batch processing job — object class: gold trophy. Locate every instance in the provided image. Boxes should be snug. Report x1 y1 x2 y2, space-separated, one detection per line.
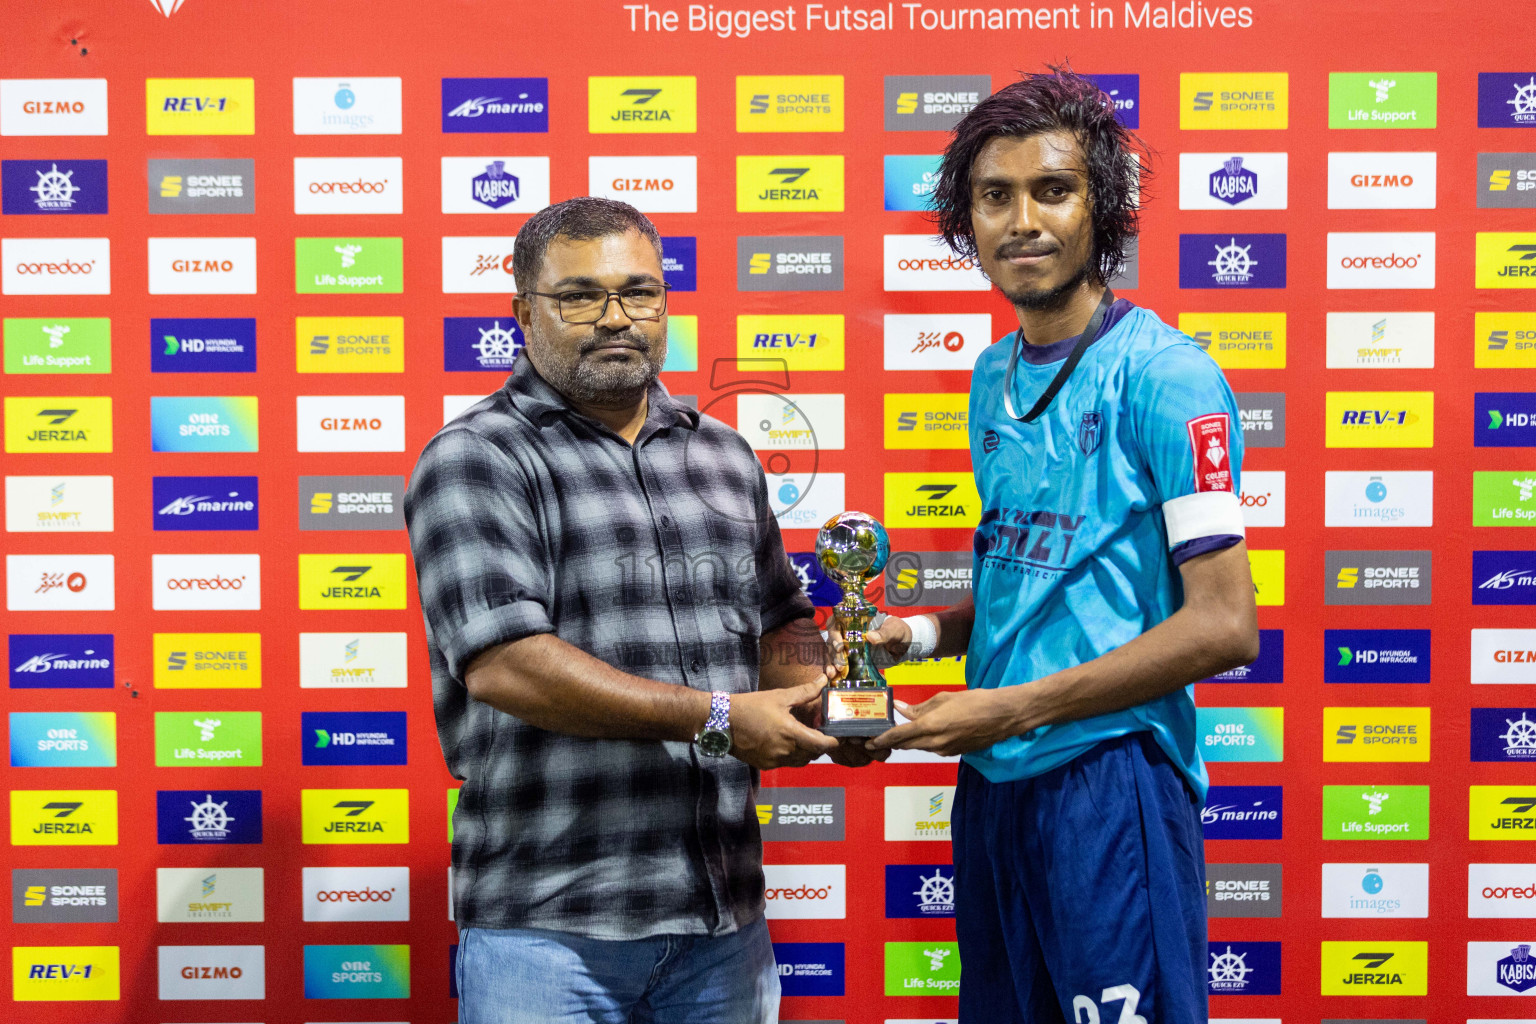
816 511 897 737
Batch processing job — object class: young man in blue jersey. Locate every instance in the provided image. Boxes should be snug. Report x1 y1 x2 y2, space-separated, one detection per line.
864 69 1260 1023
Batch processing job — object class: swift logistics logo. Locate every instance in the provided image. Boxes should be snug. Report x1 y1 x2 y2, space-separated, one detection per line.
154 711 262 767
589 76 696 133
303 943 410 999
737 235 844 292
736 156 844 212
1471 786 1536 839
296 316 403 373
1324 311 1435 368
1476 392 1536 446
4 316 110 374
1327 153 1438 210
1205 863 1283 918
10 790 118 846
1202 785 1283 839
147 157 254 214
1196 706 1284 762
1321 862 1430 918
301 789 409 844
885 864 956 918
293 77 403 135
0 78 108 136
1472 708 1536 762
884 786 956 841
302 866 409 922
153 633 260 689
1328 232 1437 288
149 396 258 452
297 554 408 610
884 393 969 450
1206 940 1281 994
3 475 114 532
1203 629 1283 682
1325 391 1434 448
1323 784 1429 840
155 789 262 844
1325 706 1431 762
11 945 120 1001
756 786 844 841
1180 73 1288 129
1179 311 1287 369
295 236 403 293
9 712 116 767
440 156 550 214
8 634 113 689
588 156 698 212
884 154 941 211
737 314 844 371
883 74 987 131
1475 470 1536 525
1177 233 1287 288
441 77 548 132
1328 72 1437 128
1475 551 1536 606
444 316 524 371
884 473 981 528
12 868 118 923
156 867 264 923
736 393 844 450
1319 941 1428 995
299 475 404 531
145 78 254 135
152 476 258 531
1326 629 1431 683
1477 231 1536 288
738 75 843 132
885 940 961 996
2 237 111 296
1480 152 1536 209
1473 628 1536 685
151 317 255 373
1 159 107 215
302 711 407 766
1468 941 1536 994
146 236 257 295
1326 550 1432 605
1479 73 1536 128
1178 152 1288 210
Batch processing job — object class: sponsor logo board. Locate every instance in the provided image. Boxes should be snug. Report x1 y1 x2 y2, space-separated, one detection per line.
11 945 119 1000
1328 72 1437 128
885 940 960 996
299 632 408 689
1177 233 1286 289
589 76 697 133
153 633 261 689
884 473 980 528
1325 707 1430 761
1179 311 1286 369
883 314 990 371
1473 708 1536 763
12 868 118 924
763 864 845 919
155 789 261 844
295 236 403 294
3 237 110 295
442 235 516 293
151 553 260 611
1325 392 1434 448
1236 392 1285 446
1470 864 1536 918
442 77 548 132
154 711 261 767
1328 152 1437 209
1320 940 1427 995
147 157 253 214
1474 629 1536 685
293 76 403 134
737 393 844 450
884 394 968 450
1476 551 1536 605
662 235 695 290
1477 232 1536 289
1467 941 1536 994
1328 232 1436 288
299 475 403 531
1481 152 1536 209
1180 73 1288 130
152 476 258 531
295 395 404 452
8 633 113 689
302 943 410 999
1324 784 1429 840
1479 312 1536 368
6 554 114 611
444 316 524 372
301 789 409 844
757 787 844 841
1477 392 1536 446
2 158 107 215
156 944 265 999
1325 629 1431 683
737 314 843 371
1476 470 1536 526
882 550 972 609
296 316 402 374
768 473 844 531
303 711 407 766
297 553 407 610
1239 471 1285 528
4 317 110 375
737 75 843 132
150 396 257 452
1473 787 1536 840
884 234 987 291
736 156 844 212
156 867 264 923
773 942 844 997
1479 73 1536 128
885 864 956 918
293 157 401 215
1206 863 1282 917
1321 863 1430 918
1206 941 1281 994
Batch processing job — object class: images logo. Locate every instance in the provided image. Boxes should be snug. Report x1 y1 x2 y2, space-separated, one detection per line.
885 940 960 996
303 711 407 766
1178 312 1287 369
152 476 258 531
440 155 550 214
293 156 401 215
6 554 115 612
1475 551 1536 606
884 473 980 528
883 154 941 212
1327 153 1438 210
1328 232 1436 288
588 155 698 213
301 789 409 844
1178 152 1288 210
767 472 844 529
773 942 844 997
763 864 846 920
1325 391 1434 448
1206 941 1281 994
2 237 111 296
296 316 402 374
885 234 988 291
756 786 845 841
1480 152 1536 209
297 554 407 610
883 313 990 371
883 74 987 131
293 76 403 134
1 159 108 215
1177 233 1286 288
10 790 118 845
1478 73 1536 128
1206 863 1283 918
146 78 254 134
12 945 120 1001
156 867 264 923
1197 706 1284 762
589 76 696 133
1202 785 1283 840
12 868 118 924
156 944 265 1000
302 866 409 922
150 317 255 373
1323 784 1429 840
736 156 845 212
1326 629 1431 683
1329 72 1437 128
1204 629 1284 682
153 633 260 689
885 864 956 918
1180 73 1288 129
156 789 261 844
442 77 548 132
1321 862 1429 918
0 79 108 136
1319 941 1428 994
147 157 254 214
8 634 113 689
9 712 116 767
737 314 844 371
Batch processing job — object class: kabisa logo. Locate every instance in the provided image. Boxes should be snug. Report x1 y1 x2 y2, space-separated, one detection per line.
1202 786 1282 840
443 316 524 372
302 867 409 923
9 711 116 768
12 868 118 924
772 942 844 997
0 78 108 136
301 789 410 844
973 504 1084 577
1197 706 1285 762
885 864 956 918
297 316 403 374
1323 784 1430 840
1328 71 1438 128
737 75 843 132
442 77 549 132
1319 941 1428 994
11 944 120 1001
9 634 113 689
1471 786 1536 839
152 476 258 531
1205 862 1283 918
1210 155 1259 205
1477 232 1536 288
153 633 260 690
1325 629 1431 683
737 235 844 292
883 154 941 212
1325 706 1430 762
472 160 520 208
298 553 407 610
1083 73 1139 128
883 74 989 131
1475 551 1536 606
1478 73 1536 128
1494 944 1536 993
2 237 111 296
589 76 697 133
1476 392 1536 447
1180 73 1288 129
10 790 118 846
736 156 845 212
149 396 258 453
1325 391 1435 448
1 159 108 215
888 473 981 528
1204 629 1284 682
302 711 407 766
150 317 255 373
439 156 550 214
1206 941 1280 994
1480 152 1536 209
1178 233 1287 288
145 78 255 135
294 77 403 135
1472 708 1536 762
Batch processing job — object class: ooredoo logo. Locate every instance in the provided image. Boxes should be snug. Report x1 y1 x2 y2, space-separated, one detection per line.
302 866 409 922
294 157 402 215
152 554 261 611
2 237 111 295
884 235 988 291
763 864 846 920
1327 232 1436 289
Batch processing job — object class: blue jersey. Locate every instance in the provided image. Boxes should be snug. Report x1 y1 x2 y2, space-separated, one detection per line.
964 302 1245 800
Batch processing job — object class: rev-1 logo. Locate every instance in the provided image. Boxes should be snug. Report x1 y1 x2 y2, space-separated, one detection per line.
974 508 1086 579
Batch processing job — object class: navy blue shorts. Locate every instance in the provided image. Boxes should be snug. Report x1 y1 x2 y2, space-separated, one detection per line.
952 732 1208 1024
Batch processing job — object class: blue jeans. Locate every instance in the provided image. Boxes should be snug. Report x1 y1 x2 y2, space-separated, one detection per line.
456 916 780 1024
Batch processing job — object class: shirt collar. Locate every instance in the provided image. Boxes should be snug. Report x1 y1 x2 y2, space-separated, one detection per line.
503 351 699 436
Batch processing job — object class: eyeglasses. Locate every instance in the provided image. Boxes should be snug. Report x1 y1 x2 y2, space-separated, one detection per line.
524 284 671 324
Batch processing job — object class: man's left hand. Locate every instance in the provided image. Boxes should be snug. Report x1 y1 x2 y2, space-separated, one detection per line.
826 738 890 767
866 688 1021 757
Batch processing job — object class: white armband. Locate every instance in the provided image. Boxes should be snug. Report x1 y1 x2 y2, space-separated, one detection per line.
1162 490 1246 548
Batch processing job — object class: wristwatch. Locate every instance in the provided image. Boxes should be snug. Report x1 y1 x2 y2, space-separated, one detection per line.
695 691 732 757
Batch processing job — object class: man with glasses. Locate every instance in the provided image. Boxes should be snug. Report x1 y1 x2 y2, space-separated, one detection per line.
406 196 842 1023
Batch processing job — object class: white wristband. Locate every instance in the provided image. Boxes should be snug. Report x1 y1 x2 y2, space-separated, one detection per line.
902 614 939 662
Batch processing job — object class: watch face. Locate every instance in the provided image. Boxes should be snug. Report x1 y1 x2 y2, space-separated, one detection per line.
698 728 732 757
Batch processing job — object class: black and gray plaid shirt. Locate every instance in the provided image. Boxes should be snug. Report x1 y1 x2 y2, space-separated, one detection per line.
405 353 814 939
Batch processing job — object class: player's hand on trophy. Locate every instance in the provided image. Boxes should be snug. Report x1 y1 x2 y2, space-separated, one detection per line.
729 677 840 769
867 688 1019 757
861 613 914 665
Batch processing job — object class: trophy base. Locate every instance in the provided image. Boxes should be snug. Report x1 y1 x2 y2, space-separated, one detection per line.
820 685 895 738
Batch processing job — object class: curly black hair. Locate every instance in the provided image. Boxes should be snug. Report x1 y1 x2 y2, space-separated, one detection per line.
931 66 1149 284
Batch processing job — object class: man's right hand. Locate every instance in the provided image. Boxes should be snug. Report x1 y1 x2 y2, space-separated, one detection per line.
729 677 840 769
862 615 914 663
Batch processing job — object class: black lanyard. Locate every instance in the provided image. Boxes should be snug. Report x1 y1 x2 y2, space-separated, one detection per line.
1002 288 1116 423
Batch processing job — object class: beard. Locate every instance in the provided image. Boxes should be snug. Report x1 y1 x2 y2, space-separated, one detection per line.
532 328 667 407
995 242 1097 312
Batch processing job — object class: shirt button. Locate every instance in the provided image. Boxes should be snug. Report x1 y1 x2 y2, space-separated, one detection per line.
690 659 703 673
661 515 673 528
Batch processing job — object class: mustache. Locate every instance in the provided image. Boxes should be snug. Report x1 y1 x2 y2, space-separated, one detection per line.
579 330 651 355
995 241 1057 260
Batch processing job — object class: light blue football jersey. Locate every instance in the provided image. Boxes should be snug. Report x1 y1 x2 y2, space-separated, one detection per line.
963 302 1244 800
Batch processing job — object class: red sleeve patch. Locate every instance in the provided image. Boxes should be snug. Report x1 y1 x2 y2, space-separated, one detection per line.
1186 413 1233 493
